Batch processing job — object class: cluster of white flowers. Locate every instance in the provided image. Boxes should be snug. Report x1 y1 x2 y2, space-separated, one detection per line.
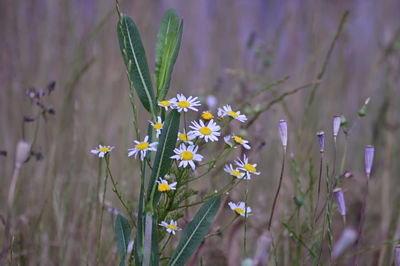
90 93 257 234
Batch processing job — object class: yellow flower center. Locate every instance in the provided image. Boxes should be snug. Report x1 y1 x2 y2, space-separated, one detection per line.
159 100 171 107
158 183 170 192
179 133 189 141
178 101 190 108
180 151 194 161
233 136 244 144
227 110 239 118
136 142 149 150
231 169 242 177
234 208 245 215
244 163 256 173
199 127 212 135
167 224 177 230
153 122 163 130
98 147 110 153
202 111 213 120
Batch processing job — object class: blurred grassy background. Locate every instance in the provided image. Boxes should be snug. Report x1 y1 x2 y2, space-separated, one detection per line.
1 0 400 265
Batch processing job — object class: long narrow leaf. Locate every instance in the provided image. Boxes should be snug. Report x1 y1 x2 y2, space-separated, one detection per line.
115 214 131 266
155 9 183 101
168 195 221 266
118 15 156 115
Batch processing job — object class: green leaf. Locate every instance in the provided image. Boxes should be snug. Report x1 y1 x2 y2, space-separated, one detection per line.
118 15 156 115
115 214 131 266
168 195 221 266
147 110 180 203
134 125 154 266
155 9 183 101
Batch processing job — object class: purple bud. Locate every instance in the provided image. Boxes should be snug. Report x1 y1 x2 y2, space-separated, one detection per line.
316 131 325 153
333 188 346 217
15 141 31 169
332 228 357 259
364 145 375 178
395 244 400 266
23 115 35 122
333 115 341 140
279 120 287 151
341 171 353 179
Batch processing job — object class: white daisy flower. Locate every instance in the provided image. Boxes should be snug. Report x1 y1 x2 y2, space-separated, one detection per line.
159 220 181 235
188 119 221 142
170 144 203 170
235 154 260 179
90 145 114 158
201 111 214 120
228 201 252 217
158 98 177 111
173 93 201 112
177 130 194 145
224 135 251 150
224 164 246 179
128 136 158 160
150 116 164 138
217 105 247 122
157 178 177 192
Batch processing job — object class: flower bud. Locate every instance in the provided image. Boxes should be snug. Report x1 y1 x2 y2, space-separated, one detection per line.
206 95 217 110
358 97 370 117
332 228 357 259
333 187 346 217
15 141 31 169
316 131 325 153
395 244 400 266
340 171 353 179
333 115 341 141
364 145 375 179
279 120 287 151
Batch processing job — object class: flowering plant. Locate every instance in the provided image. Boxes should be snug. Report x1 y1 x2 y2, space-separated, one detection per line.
90 6 259 266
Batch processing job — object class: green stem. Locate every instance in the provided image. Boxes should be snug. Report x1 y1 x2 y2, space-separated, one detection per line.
313 153 324 225
353 178 370 266
96 156 109 265
205 216 238 238
244 180 249 255
268 149 286 230
105 157 136 227
339 134 348 174
160 234 172 254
